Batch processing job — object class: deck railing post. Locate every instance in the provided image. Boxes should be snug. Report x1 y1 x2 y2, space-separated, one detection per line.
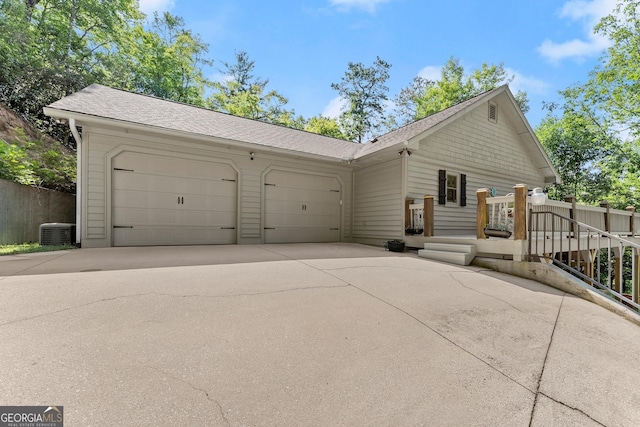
600 201 611 232
476 188 488 239
613 246 622 294
627 206 635 235
423 196 434 237
513 184 527 241
565 195 577 234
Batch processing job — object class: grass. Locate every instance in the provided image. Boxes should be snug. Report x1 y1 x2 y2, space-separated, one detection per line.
0 243 76 256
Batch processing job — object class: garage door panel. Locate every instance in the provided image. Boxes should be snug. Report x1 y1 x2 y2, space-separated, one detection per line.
268 215 339 229
266 171 339 191
180 194 236 211
265 228 340 243
264 170 341 243
112 152 237 246
266 186 340 204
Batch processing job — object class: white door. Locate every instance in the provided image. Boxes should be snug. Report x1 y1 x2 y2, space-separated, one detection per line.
112 152 237 246
264 170 341 243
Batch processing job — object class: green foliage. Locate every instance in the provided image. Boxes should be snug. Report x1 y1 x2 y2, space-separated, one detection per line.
122 12 213 105
331 56 391 143
0 142 37 185
0 130 75 192
303 116 346 139
589 0 640 140
208 51 298 126
394 57 529 125
0 242 75 255
0 0 142 142
541 1 640 210
536 112 612 204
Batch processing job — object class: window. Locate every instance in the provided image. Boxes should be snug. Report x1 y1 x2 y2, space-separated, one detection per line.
438 169 467 206
447 174 457 203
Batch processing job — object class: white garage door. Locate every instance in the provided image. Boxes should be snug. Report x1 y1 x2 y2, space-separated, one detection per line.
112 152 237 246
264 170 341 243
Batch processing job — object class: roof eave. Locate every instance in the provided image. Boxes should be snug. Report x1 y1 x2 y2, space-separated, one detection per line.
499 90 562 185
43 107 354 164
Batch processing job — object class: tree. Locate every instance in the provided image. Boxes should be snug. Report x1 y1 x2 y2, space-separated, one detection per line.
208 51 297 125
536 111 612 204
0 0 142 142
303 116 346 139
542 1 640 209
394 57 529 125
331 56 391 143
587 0 640 140
122 12 213 106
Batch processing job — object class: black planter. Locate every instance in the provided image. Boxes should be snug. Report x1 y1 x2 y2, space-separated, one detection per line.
385 240 405 252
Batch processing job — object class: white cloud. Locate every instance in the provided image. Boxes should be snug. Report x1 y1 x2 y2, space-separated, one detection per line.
417 65 441 81
322 97 347 118
139 0 175 15
505 68 551 95
559 0 616 21
537 0 616 62
329 0 391 13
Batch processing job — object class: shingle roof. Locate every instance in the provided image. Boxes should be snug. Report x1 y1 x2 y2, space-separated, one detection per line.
45 84 361 161
45 84 504 162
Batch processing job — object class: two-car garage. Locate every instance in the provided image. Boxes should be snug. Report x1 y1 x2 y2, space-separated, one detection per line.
111 152 342 246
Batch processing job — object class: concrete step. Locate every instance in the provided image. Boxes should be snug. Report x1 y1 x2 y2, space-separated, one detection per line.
418 243 477 266
423 242 476 254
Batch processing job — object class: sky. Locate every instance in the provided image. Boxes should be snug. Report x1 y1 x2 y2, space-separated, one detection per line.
137 0 618 129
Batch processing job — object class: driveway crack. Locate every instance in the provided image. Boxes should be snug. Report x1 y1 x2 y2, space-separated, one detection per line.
529 294 566 426
447 272 526 313
143 365 230 426
538 392 606 426
346 280 535 394
0 292 158 327
293 258 536 395
153 284 350 299
0 250 73 281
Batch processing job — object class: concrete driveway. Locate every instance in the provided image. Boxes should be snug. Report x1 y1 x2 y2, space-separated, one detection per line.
1 243 639 426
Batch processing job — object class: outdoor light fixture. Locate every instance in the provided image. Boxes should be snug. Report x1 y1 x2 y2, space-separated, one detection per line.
250 152 254 160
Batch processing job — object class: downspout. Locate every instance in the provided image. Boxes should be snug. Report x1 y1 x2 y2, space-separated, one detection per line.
69 119 82 246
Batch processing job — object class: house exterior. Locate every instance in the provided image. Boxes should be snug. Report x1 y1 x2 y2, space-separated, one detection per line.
43 84 559 248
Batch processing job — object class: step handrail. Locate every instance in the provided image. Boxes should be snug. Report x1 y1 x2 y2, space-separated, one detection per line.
528 210 640 311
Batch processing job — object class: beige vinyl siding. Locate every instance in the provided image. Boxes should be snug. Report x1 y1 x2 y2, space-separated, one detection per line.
419 101 545 183
353 158 403 242
80 126 352 247
407 101 546 236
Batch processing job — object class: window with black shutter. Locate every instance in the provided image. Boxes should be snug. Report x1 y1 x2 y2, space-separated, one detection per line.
439 170 467 206
438 170 447 205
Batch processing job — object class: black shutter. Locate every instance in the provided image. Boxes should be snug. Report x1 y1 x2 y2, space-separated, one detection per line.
438 169 446 205
460 174 467 207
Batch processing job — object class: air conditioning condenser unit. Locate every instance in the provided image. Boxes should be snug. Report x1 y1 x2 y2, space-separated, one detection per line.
39 223 76 246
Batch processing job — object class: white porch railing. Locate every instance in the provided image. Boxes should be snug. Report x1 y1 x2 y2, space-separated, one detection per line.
408 203 424 234
484 195 638 237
